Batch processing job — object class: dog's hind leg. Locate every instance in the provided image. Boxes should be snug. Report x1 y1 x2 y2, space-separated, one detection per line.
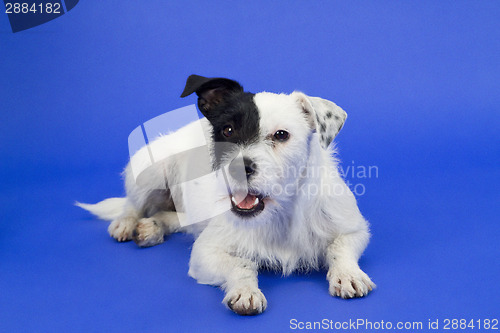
76 197 139 242
133 211 181 247
108 203 140 242
131 188 182 247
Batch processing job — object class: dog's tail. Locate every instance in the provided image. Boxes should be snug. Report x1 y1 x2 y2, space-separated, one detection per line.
75 197 127 221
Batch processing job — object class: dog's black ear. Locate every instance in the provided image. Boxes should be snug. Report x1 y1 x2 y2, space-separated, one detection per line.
293 92 347 149
180 75 243 115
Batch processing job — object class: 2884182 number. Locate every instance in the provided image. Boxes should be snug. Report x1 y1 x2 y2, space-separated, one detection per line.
5 2 61 14
443 319 498 330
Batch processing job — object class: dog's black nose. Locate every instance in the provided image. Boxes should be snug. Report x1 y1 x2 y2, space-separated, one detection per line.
228 157 256 180
245 164 255 177
243 157 256 179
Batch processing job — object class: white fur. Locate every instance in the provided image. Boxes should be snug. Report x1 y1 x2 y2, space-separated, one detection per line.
75 198 127 221
78 91 375 315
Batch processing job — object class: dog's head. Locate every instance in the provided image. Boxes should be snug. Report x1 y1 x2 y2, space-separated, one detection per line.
181 75 347 224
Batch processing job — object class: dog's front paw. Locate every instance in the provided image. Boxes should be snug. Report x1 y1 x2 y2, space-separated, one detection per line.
133 217 165 247
223 286 267 316
327 265 376 299
108 217 137 242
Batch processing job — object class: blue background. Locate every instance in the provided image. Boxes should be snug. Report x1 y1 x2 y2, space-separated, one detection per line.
1 1 499 332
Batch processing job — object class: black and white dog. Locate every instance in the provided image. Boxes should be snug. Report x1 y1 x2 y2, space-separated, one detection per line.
78 75 375 315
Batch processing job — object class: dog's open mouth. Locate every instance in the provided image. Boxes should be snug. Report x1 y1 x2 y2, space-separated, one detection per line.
230 192 265 217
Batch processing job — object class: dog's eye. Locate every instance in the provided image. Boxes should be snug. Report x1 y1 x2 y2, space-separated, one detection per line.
273 130 289 142
222 125 233 138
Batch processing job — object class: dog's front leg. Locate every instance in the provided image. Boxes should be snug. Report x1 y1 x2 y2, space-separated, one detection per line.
222 261 267 316
326 229 376 299
189 233 267 315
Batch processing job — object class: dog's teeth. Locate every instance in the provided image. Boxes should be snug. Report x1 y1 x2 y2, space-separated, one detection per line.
231 196 238 205
253 197 259 206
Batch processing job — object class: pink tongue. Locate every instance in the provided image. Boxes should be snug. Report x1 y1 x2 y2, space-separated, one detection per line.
236 194 258 209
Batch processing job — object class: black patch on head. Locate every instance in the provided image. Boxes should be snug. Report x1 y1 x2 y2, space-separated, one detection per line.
208 92 260 168
320 122 327 132
326 111 333 118
209 92 259 144
181 74 244 117
181 75 260 169
335 115 340 121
